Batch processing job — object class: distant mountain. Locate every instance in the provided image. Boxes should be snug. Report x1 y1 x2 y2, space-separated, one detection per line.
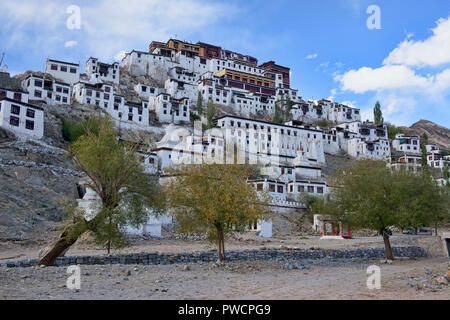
400 120 450 150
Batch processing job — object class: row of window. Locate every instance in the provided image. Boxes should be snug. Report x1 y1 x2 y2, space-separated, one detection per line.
9 116 35 130
50 64 77 74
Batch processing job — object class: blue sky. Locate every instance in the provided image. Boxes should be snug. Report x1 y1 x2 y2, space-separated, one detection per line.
1 0 450 127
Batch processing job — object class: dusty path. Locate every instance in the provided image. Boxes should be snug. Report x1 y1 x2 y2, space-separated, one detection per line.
0 258 448 300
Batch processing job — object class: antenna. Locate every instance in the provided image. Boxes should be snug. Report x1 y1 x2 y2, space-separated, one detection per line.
0 53 4 67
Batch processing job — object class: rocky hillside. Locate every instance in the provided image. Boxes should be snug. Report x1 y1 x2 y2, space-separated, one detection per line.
400 120 450 150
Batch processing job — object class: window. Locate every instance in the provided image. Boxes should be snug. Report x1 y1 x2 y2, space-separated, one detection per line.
60 66 67 72
70 68 77 74
128 114 133 121
307 186 314 193
269 184 275 192
34 90 42 98
11 105 20 115
13 93 22 101
298 185 305 192
25 120 34 130
47 92 52 99
9 116 19 127
26 109 35 118
63 88 69 94
277 186 283 193
51 64 58 71
35 80 43 87
317 187 324 194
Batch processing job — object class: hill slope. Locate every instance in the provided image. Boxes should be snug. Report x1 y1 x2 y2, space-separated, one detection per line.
400 120 450 150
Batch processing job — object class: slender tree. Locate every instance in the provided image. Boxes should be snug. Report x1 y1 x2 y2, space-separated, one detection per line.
421 133 429 170
196 91 204 115
374 101 384 125
38 116 165 266
165 164 270 262
206 97 216 129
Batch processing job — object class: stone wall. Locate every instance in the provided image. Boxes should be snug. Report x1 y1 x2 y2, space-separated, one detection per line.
1 246 427 268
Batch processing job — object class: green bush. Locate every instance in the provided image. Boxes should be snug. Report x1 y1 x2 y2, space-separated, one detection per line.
62 118 99 143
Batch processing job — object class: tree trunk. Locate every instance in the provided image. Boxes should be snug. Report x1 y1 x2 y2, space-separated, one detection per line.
37 232 80 266
38 223 88 266
381 228 394 260
216 224 226 263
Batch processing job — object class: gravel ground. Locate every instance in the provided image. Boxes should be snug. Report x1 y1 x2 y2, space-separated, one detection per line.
1 258 449 300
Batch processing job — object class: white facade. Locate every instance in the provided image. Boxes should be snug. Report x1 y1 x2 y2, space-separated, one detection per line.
347 138 391 160
86 57 120 84
22 75 71 105
392 134 421 154
216 115 326 166
72 81 150 129
150 93 190 124
45 59 80 84
0 87 29 103
0 98 44 140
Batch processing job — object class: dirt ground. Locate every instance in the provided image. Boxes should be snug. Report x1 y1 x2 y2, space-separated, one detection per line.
0 234 449 300
0 258 449 300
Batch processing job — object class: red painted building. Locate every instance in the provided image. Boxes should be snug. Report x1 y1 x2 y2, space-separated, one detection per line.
259 61 290 88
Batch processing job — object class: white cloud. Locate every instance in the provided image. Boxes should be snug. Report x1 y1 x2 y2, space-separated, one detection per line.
334 65 431 94
64 40 78 48
1 0 236 60
306 53 318 59
114 50 127 61
383 17 450 68
333 15 450 126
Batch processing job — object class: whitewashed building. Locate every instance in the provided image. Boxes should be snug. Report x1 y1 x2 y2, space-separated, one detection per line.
392 134 421 154
0 87 29 103
85 57 120 84
22 74 71 105
150 93 190 124
0 97 44 139
45 59 80 84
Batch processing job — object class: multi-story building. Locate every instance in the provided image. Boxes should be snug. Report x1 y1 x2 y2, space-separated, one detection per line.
389 153 423 173
0 97 44 140
22 74 71 105
45 59 80 84
149 93 190 124
214 115 326 166
85 57 120 84
392 134 421 154
0 87 29 103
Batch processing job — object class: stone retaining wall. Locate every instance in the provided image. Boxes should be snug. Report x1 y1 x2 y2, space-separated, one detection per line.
0 246 427 268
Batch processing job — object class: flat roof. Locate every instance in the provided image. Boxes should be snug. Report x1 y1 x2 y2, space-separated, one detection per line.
214 115 323 133
0 97 44 111
47 59 79 67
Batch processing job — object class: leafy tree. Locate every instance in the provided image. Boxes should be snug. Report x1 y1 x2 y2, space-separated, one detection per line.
165 164 270 262
62 118 99 143
285 95 292 120
421 133 429 170
374 101 384 125
298 192 324 224
38 116 165 266
273 100 284 124
315 160 449 260
196 91 204 115
206 97 216 129
386 123 405 140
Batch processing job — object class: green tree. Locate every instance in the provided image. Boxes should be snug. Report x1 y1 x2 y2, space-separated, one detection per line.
285 95 292 121
165 164 270 262
374 101 384 125
206 97 216 129
315 160 449 260
38 116 165 266
273 100 284 124
62 117 99 143
196 91 204 115
421 133 429 170
386 123 405 140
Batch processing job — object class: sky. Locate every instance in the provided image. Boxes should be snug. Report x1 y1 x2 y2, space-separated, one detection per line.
1 0 450 127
